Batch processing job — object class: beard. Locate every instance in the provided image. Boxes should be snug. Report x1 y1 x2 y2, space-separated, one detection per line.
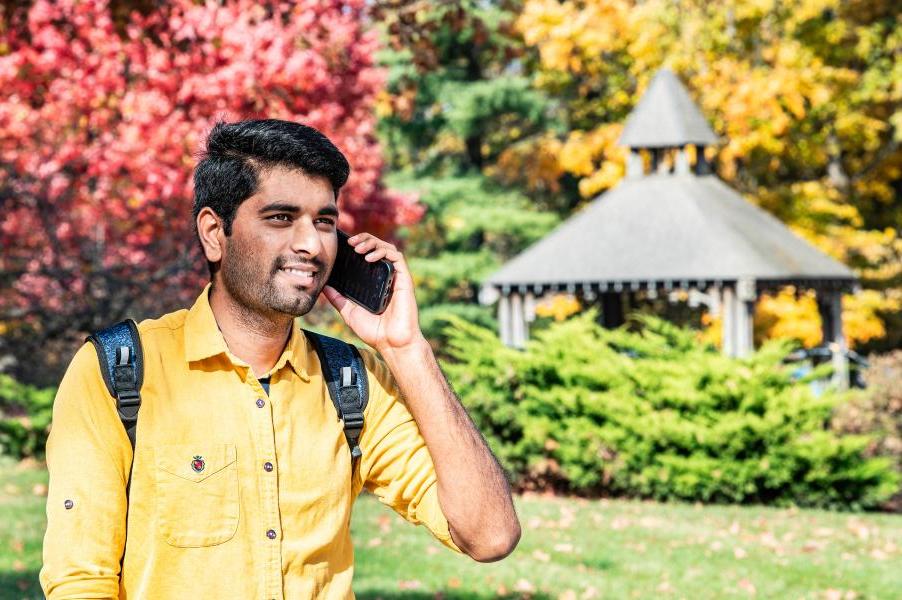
219 234 327 318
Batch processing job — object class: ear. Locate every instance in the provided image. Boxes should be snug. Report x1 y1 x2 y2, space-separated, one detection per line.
197 207 225 263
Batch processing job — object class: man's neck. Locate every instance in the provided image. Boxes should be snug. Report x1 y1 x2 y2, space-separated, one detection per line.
208 283 292 378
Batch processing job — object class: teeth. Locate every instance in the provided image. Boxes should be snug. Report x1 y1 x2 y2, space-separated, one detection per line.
282 268 313 278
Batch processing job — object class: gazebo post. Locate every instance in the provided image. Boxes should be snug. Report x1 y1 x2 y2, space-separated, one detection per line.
721 285 736 356
498 293 512 346
721 284 754 357
510 292 528 349
817 290 849 390
733 278 756 357
735 299 755 357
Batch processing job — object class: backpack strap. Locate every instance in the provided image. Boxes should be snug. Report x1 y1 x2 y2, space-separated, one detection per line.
86 319 143 452
302 330 368 471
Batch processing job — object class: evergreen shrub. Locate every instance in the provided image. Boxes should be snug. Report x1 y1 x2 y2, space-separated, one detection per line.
0 374 54 459
442 312 899 509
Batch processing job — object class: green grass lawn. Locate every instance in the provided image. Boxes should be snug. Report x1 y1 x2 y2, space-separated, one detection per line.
2 456 900 599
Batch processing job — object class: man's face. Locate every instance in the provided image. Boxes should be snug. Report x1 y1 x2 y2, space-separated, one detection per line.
217 166 339 318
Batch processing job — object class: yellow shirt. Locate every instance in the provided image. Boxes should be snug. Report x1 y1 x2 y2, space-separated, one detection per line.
40 284 462 599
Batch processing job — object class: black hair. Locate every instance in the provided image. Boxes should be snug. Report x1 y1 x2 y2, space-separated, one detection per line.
192 119 351 277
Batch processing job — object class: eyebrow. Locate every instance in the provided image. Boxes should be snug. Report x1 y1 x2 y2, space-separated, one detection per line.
258 203 339 217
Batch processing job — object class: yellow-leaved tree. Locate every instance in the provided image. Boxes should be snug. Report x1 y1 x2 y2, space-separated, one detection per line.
514 0 901 350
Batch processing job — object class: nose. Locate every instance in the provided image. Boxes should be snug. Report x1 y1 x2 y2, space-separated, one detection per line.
289 218 322 259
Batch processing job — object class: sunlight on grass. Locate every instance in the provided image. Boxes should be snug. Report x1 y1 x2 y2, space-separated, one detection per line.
2 457 900 599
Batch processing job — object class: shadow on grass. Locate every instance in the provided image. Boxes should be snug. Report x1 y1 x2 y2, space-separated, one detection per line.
356 593 554 600
0 569 42 600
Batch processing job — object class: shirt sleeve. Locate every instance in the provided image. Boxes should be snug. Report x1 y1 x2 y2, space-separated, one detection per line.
40 342 133 599
355 347 464 555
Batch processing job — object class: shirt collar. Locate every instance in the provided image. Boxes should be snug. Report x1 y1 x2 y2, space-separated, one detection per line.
183 283 311 381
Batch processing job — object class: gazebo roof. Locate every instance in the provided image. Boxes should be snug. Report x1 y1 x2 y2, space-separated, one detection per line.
485 173 855 291
619 68 718 149
485 67 855 295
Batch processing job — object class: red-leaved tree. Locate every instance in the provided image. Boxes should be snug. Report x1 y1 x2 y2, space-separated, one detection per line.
0 0 422 384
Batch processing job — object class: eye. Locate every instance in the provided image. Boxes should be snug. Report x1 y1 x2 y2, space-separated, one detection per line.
267 214 291 222
315 217 336 226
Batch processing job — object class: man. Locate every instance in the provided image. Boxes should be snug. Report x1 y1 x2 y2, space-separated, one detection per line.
40 119 521 599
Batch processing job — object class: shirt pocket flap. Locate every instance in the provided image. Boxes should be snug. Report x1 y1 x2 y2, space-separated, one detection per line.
156 444 237 483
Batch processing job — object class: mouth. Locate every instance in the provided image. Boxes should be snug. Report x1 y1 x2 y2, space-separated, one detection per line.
278 266 318 287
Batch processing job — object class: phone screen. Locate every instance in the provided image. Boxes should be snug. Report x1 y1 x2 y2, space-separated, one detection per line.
326 230 395 314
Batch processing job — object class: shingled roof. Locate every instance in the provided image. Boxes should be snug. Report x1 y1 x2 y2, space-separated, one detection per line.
485 67 855 294
484 173 855 291
619 68 718 148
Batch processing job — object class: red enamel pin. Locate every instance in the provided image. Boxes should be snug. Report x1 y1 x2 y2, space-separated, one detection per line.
191 455 205 473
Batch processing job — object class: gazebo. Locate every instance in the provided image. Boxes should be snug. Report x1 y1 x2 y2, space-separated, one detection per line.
481 68 856 381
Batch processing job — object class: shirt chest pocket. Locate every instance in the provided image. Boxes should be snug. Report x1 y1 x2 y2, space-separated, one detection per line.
154 443 239 547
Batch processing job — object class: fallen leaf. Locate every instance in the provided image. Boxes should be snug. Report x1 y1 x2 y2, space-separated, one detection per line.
447 577 461 589
639 516 664 529
734 547 747 559
12 560 25 572
32 483 48 497
378 514 392 533
729 521 741 535
514 579 536 593
656 581 674 593
802 540 827 553
557 591 577 600
532 549 550 562
367 537 382 547
846 519 870 540
398 580 421 590
554 543 574 553
496 584 508 595
426 546 439 555
16 457 41 471
869 549 887 561
581 586 599 599
9 539 24 554
737 579 756 595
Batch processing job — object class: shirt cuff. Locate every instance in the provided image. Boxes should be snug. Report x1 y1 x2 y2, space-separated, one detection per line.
417 482 464 554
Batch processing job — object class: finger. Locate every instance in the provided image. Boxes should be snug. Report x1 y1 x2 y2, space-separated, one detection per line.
348 233 377 247
323 285 350 315
353 238 380 254
346 233 368 244
365 248 387 262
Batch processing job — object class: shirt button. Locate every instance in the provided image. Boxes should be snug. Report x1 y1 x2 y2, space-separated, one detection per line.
266 529 277 539
64 499 74 510
256 398 265 408
263 461 274 472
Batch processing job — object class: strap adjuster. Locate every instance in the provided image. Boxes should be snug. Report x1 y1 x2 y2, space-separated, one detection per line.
116 391 141 407
342 411 364 430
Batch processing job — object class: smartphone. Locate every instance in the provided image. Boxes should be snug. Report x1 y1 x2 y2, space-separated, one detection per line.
326 229 395 314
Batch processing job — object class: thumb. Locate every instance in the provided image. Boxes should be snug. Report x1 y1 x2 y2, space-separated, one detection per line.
322 285 347 312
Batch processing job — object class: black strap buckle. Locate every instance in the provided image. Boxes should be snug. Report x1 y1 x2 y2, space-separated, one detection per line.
342 411 364 431
116 389 141 421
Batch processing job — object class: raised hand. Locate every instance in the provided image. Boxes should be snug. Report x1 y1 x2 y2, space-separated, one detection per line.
322 232 425 354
